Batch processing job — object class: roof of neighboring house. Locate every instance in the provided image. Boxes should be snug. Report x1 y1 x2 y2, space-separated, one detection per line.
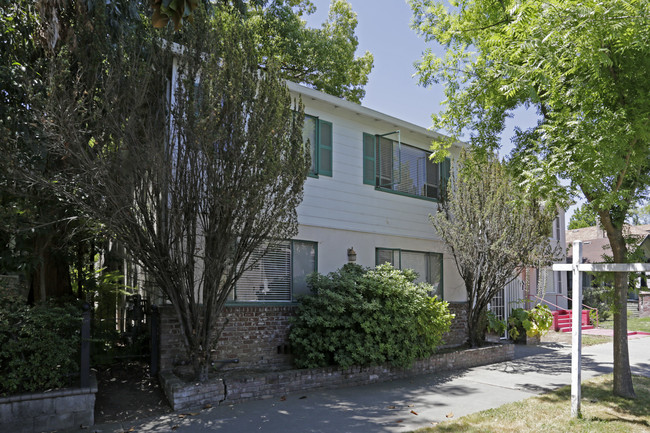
566 224 650 263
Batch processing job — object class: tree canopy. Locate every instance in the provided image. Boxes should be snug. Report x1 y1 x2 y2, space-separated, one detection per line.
568 203 598 230
410 0 650 398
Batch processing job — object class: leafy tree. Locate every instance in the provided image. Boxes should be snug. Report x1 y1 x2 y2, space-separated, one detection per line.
431 150 555 347
628 202 650 226
568 203 598 230
410 0 650 398
39 5 308 381
152 0 374 103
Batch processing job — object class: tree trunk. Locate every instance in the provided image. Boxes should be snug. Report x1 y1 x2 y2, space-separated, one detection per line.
600 212 635 398
467 304 487 347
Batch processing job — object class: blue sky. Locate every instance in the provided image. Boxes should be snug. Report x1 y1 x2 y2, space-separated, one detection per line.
304 0 580 225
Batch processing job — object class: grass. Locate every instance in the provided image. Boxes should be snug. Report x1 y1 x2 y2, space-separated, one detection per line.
582 335 612 346
599 314 650 333
415 374 650 433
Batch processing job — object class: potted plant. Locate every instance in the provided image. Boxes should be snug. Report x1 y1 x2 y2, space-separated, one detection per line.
508 304 553 344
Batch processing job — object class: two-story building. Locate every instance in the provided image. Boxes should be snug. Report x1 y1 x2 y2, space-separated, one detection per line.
158 80 566 371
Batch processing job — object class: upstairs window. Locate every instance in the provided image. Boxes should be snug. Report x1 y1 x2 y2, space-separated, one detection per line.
363 133 449 200
376 248 443 298
303 114 333 177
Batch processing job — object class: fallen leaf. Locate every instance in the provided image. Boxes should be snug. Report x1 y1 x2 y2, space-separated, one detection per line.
386 405 396 409
189 412 199 416
446 412 454 418
407 404 414 407
410 410 418 416
396 420 403 423
280 396 287 401
203 404 212 409
171 426 179 431
299 396 307 399
431 422 438 426
178 414 186 418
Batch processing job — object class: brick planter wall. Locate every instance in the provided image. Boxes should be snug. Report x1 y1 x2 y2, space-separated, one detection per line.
0 374 97 433
160 343 513 408
158 301 469 372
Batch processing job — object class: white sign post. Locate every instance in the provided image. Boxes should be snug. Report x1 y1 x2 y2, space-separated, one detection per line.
552 241 650 418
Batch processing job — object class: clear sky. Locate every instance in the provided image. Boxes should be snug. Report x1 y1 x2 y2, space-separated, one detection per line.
304 0 581 226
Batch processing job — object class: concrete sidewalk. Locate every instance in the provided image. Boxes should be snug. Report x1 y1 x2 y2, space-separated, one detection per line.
75 337 650 433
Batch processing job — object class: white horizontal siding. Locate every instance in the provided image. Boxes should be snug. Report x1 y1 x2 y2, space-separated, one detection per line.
293 91 459 241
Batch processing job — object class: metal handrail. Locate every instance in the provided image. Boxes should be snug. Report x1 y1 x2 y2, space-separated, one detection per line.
528 294 599 328
527 295 563 311
556 293 599 327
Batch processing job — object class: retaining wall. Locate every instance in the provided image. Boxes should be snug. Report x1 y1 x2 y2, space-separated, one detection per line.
0 375 97 433
160 343 513 409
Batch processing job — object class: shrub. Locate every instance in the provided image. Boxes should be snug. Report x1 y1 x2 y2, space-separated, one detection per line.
289 263 454 369
508 304 553 341
0 290 81 396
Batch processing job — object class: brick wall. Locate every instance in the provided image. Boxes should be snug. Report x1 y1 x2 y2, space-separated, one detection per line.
443 302 468 347
639 292 650 318
159 301 470 372
160 343 514 408
159 304 297 372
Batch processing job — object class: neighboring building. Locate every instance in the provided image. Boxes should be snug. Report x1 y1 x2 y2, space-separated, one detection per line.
565 224 650 299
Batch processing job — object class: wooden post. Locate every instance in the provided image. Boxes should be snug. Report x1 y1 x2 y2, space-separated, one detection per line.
571 241 583 418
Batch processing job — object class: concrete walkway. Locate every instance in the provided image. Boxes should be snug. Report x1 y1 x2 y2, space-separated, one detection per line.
74 336 650 433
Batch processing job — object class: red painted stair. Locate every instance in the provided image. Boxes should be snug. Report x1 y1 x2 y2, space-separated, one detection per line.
552 309 595 333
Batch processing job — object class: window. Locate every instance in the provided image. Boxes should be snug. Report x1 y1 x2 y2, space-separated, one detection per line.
303 114 332 177
554 216 562 240
234 240 317 302
363 133 450 200
376 248 443 298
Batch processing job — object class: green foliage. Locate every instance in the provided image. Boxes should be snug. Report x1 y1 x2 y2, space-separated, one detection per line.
486 310 506 336
431 148 556 347
508 305 553 341
247 0 374 103
0 290 81 395
583 285 613 322
289 263 453 369
568 203 598 230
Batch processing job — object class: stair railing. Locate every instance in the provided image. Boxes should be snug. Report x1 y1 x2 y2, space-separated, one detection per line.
556 293 599 328
527 294 599 328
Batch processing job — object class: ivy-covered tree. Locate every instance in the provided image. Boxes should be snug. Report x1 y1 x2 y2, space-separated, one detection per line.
410 0 650 397
430 150 555 348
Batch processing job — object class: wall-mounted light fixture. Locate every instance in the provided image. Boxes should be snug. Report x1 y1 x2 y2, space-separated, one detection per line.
347 247 357 263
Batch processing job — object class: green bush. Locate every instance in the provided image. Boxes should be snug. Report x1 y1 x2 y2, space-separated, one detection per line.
0 291 81 396
508 304 553 341
289 263 454 369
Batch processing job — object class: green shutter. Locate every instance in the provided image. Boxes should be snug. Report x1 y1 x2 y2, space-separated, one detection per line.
362 133 376 185
318 120 333 176
440 157 451 200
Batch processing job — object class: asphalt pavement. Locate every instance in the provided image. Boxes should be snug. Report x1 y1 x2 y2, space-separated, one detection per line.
73 336 650 433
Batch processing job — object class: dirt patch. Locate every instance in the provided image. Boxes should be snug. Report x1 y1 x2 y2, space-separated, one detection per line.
94 361 172 424
541 331 572 345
